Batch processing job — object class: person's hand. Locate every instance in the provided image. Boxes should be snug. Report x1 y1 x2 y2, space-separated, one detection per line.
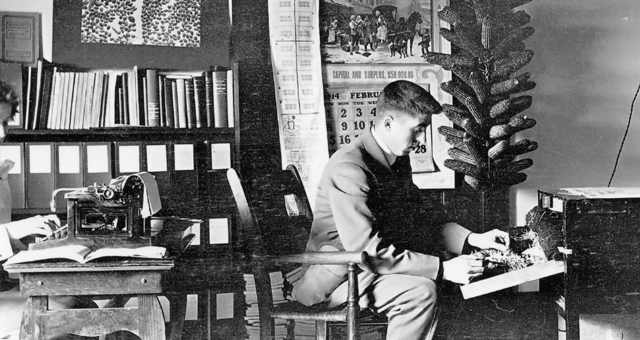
467 229 510 252
442 254 485 284
4 214 61 241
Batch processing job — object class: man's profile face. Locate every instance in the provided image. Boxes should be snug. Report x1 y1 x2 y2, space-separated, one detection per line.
386 112 431 156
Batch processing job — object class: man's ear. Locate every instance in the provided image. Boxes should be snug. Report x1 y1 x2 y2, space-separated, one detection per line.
383 115 393 131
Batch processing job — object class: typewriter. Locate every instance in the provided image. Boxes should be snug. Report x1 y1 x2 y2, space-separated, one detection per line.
29 174 152 251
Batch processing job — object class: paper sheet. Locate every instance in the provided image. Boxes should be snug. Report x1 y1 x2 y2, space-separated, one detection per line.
558 187 640 198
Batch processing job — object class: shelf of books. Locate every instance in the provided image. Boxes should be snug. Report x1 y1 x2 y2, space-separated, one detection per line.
14 59 236 131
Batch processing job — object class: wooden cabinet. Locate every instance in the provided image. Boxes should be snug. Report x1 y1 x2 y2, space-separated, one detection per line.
538 190 640 340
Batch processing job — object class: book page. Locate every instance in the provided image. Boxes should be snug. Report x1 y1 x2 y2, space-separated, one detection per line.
4 244 90 265
83 246 167 263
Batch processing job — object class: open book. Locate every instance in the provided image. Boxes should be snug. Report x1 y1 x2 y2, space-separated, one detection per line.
4 244 167 265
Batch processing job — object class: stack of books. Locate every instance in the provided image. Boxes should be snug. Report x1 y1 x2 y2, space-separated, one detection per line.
269 271 289 340
243 273 260 340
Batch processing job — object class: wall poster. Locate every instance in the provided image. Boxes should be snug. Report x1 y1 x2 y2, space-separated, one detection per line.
269 0 330 207
321 0 454 189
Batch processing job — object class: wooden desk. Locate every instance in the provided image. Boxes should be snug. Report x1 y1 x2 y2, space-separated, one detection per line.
5 259 174 340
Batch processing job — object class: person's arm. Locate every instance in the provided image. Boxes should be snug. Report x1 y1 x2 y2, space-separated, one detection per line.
0 215 59 262
440 226 510 284
327 161 446 281
0 225 14 262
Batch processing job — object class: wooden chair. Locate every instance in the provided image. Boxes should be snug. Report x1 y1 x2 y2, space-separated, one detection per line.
226 166 366 340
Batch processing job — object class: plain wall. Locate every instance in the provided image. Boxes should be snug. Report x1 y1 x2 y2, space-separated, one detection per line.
513 0 640 224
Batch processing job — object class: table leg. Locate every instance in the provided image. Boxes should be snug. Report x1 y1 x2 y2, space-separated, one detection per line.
20 296 47 340
167 294 187 340
138 295 166 340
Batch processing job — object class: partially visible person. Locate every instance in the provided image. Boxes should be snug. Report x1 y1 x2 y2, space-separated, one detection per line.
0 80 61 289
349 15 360 55
0 80 97 340
328 18 338 44
376 11 388 43
362 15 376 52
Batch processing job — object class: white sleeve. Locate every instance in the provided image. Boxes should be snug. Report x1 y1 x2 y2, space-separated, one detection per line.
0 225 15 262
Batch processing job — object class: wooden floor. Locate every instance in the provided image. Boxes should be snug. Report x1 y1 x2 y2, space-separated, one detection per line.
1 278 559 340
328 287 559 340
435 290 559 340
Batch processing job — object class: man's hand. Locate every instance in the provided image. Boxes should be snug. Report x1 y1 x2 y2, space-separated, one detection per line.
442 254 485 284
467 229 510 252
5 215 60 241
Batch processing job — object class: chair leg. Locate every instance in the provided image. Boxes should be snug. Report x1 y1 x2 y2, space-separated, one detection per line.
346 263 360 340
316 320 327 340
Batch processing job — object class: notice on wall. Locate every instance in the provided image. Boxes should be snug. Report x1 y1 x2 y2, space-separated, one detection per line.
0 11 41 66
269 0 329 206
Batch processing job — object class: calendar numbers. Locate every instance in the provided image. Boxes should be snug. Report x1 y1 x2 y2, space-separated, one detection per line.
326 89 380 152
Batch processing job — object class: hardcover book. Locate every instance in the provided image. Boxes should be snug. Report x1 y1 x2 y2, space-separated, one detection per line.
211 67 228 128
146 69 160 127
4 244 167 265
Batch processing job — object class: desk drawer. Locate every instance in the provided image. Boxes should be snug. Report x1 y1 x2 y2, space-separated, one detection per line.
21 271 164 295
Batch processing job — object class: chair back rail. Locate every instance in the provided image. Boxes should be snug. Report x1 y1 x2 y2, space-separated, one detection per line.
226 167 365 340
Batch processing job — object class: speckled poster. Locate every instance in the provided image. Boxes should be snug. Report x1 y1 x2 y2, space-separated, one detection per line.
81 0 201 47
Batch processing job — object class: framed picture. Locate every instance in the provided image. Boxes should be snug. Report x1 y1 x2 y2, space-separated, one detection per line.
0 11 42 67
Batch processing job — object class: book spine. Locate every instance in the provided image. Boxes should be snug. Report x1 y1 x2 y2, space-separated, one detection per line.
204 71 213 128
193 75 205 128
136 67 145 125
121 72 130 125
73 72 88 129
158 74 165 127
175 78 187 128
146 69 160 127
47 71 61 129
31 59 44 130
227 69 235 128
212 69 228 128
23 66 33 129
164 78 175 128
184 78 196 129
81 72 96 129
39 66 55 130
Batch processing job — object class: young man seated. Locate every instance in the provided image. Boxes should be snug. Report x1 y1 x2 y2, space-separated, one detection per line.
293 80 509 340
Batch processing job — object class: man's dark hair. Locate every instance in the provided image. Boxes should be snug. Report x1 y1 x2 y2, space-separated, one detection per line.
0 81 20 119
376 80 442 118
